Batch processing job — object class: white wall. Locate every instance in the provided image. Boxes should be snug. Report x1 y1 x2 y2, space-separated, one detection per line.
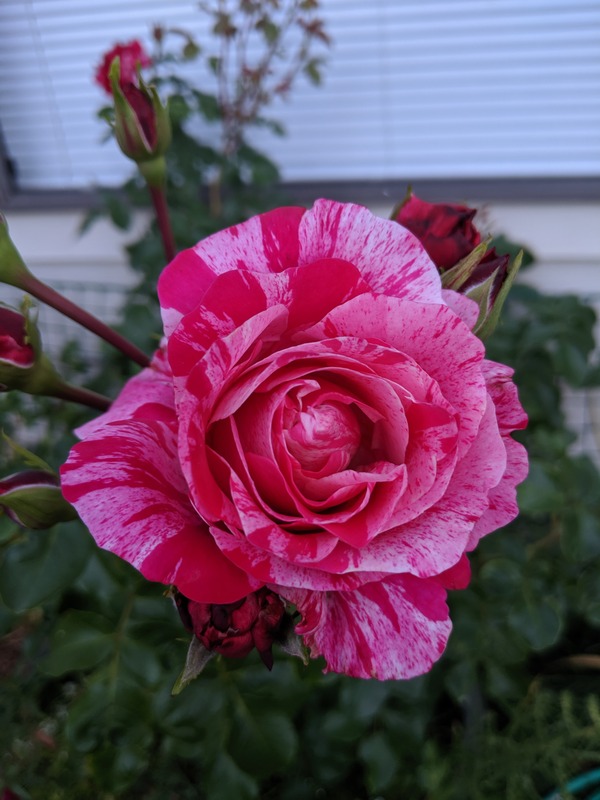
5 201 600 298
3 201 600 457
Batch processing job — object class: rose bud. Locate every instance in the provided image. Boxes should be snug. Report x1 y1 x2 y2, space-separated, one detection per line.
0 470 77 530
94 39 152 95
393 192 522 339
0 303 34 370
393 192 482 271
176 588 287 669
0 302 62 396
109 58 171 182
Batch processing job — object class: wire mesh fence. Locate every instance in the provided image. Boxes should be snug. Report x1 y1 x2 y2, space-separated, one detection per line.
2 279 130 364
3 280 600 465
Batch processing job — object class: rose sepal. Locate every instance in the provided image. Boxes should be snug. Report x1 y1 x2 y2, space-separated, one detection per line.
276 614 310 665
171 636 216 696
440 241 490 291
0 214 36 290
0 469 78 529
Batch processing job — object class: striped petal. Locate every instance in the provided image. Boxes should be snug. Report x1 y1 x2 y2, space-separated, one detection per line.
61 417 258 603
282 574 452 680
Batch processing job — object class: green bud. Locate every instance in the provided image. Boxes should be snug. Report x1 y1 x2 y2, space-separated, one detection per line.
109 58 171 178
0 470 77 529
0 214 36 290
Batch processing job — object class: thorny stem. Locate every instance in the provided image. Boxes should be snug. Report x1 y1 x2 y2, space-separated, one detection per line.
148 184 177 263
20 273 151 369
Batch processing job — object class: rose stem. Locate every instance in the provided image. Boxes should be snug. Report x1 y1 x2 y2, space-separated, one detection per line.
49 382 111 412
148 184 176 263
21 274 150 368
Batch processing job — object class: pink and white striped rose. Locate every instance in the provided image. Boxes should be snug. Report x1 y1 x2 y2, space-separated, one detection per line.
61 199 527 680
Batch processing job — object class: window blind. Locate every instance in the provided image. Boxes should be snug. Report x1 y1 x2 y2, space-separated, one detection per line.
1 0 599 191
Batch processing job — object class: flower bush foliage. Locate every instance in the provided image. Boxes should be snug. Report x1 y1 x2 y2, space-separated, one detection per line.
1 5 600 798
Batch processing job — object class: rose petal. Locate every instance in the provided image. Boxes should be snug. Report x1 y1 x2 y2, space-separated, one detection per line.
442 289 480 329
281 575 452 679
159 206 306 336
313 394 506 578
299 199 442 304
76 348 173 439
210 523 386 591
61 418 257 603
307 293 487 459
467 435 528 548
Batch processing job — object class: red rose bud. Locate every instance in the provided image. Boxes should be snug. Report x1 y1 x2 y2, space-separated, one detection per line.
394 192 522 339
460 248 521 339
177 588 287 669
0 302 61 395
0 470 77 529
95 39 151 95
109 58 171 180
394 192 482 271
0 304 34 368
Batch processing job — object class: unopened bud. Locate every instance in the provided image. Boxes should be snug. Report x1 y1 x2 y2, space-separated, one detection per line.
109 58 171 183
0 301 67 397
0 470 77 529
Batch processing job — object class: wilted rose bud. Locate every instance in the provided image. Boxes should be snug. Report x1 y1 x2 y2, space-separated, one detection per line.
109 58 171 181
94 39 152 94
176 588 286 669
0 470 77 529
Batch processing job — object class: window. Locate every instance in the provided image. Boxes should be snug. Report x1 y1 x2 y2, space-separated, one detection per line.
1 0 599 204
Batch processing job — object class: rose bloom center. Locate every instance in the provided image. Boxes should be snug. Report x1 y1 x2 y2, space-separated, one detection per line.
283 399 362 473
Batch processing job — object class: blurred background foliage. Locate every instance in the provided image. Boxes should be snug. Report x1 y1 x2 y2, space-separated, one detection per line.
2 3 600 798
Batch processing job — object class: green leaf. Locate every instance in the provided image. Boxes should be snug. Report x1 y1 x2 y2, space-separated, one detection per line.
1 432 53 471
304 58 323 85
0 521 93 611
204 752 259 800
517 460 565 515
193 90 221 121
358 731 398 793
43 610 113 675
256 17 279 44
168 94 192 124
229 709 298 779
560 508 600 561
508 599 563 652
105 193 131 230
479 558 522 599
